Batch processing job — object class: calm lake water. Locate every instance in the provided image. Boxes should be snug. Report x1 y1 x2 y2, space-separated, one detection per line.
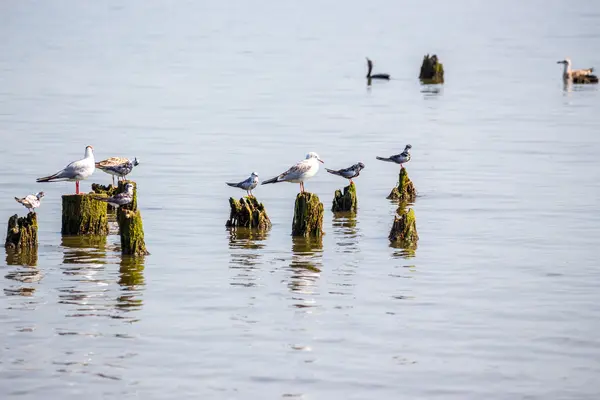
2 1 600 398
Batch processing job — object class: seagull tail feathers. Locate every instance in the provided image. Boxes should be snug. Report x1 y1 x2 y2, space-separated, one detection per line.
376 156 393 162
261 176 279 185
225 182 239 188
36 173 60 182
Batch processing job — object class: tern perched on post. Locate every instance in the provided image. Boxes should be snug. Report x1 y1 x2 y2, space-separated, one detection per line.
376 145 412 169
326 162 365 184
226 172 259 197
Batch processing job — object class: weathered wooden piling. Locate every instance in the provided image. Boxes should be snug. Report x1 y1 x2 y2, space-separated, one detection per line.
292 192 324 237
332 182 358 213
113 181 148 256
419 54 444 84
92 183 117 212
388 208 419 247
226 196 271 230
62 193 109 235
387 168 417 203
5 213 38 249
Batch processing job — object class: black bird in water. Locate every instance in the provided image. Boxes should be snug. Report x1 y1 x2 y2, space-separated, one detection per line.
366 57 390 80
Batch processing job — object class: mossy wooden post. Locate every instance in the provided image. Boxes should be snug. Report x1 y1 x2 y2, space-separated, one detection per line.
226 196 271 230
292 192 324 237
419 54 444 84
92 183 117 212
115 181 148 256
62 194 108 235
387 168 417 202
389 208 419 247
5 213 38 249
332 182 358 212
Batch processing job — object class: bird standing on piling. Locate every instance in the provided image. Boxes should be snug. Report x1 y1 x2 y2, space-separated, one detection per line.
91 183 134 209
226 172 259 197
262 152 324 193
96 157 140 186
36 146 95 194
326 162 365 184
15 192 45 213
376 145 412 169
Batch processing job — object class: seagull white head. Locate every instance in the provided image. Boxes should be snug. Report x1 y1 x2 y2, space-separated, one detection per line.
85 145 94 157
251 172 259 177
305 152 324 164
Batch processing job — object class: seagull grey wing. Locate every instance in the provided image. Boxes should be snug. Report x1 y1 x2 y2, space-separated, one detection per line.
280 161 312 181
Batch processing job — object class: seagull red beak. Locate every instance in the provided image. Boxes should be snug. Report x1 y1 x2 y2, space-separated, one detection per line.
319 159 324 164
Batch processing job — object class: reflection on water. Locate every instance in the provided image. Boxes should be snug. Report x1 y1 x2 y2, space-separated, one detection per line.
116 256 145 318
332 212 360 253
288 237 323 308
228 227 268 288
5 246 38 267
4 247 40 297
62 235 108 265
420 83 443 98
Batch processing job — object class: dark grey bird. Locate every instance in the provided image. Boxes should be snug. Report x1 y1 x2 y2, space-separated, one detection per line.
366 58 390 80
91 183 134 209
376 144 412 169
325 162 365 184
226 172 259 197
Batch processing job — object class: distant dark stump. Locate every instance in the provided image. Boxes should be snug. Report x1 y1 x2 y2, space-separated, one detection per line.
389 208 419 247
226 196 271 230
292 192 324 237
5 213 38 249
419 54 444 84
62 194 109 235
387 168 417 203
332 182 358 213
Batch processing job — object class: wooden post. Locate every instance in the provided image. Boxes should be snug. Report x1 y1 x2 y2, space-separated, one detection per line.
114 181 148 256
5 213 38 249
419 54 444 84
62 194 108 235
292 192 324 237
389 208 419 247
226 196 271 230
387 168 417 203
331 182 358 213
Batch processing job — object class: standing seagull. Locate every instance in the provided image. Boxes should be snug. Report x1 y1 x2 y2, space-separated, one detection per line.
36 145 95 194
557 58 598 83
376 145 412 169
15 192 45 213
96 157 140 186
326 162 365 184
226 172 259 197
91 183 134 209
262 152 324 193
366 57 390 80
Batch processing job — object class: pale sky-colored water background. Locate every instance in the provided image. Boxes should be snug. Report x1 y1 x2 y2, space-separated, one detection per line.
1 1 600 398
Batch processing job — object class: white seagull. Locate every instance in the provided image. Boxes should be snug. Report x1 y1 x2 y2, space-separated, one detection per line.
376 144 412 169
15 192 45 213
262 152 324 193
36 145 95 194
96 157 140 186
91 183 134 209
226 172 259 197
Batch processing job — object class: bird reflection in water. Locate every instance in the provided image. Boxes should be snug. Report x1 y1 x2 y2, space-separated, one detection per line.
4 247 41 297
227 227 268 288
288 236 323 309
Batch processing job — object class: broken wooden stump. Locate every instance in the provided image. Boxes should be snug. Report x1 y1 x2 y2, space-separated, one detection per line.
388 208 419 247
292 192 324 237
118 209 149 256
61 193 109 235
225 196 271 230
387 168 417 203
332 182 358 213
419 54 444 84
5 213 38 249
92 180 138 213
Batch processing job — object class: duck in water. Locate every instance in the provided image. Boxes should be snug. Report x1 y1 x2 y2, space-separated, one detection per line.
366 57 390 81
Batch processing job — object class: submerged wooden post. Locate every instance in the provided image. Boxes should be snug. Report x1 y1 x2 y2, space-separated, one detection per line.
292 192 324 237
5 213 38 249
62 194 109 235
115 181 148 256
419 54 444 84
387 168 417 203
332 182 358 213
389 208 419 247
226 196 271 230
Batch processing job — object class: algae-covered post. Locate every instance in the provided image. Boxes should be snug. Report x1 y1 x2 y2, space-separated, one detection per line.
5 213 38 249
419 54 444 84
331 182 358 213
226 196 271 230
387 167 417 203
389 208 419 247
62 194 109 235
112 180 148 256
292 192 324 237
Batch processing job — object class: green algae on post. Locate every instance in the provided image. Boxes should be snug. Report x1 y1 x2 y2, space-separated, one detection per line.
61 193 109 235
331 182 358 213
419 54 444 84
226 196 271 230
292 192 324 237
388 208 419 247
387 168 417 202
118 209 149 256
5 213 38 249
